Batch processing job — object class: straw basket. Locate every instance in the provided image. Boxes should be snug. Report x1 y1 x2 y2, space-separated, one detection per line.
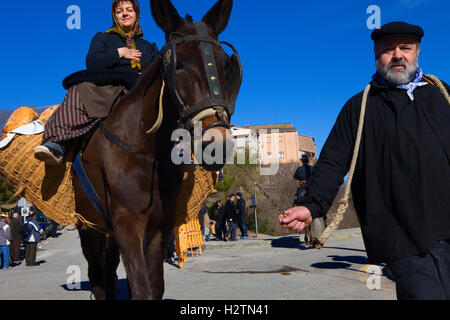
0 106 217 228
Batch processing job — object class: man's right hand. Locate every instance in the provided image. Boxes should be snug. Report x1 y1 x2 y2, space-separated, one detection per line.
278 206 313 233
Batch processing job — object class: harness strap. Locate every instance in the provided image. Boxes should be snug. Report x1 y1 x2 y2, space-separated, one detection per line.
100 121 154 166
73 153 112 227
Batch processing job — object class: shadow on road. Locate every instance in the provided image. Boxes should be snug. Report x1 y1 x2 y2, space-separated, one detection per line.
270 236 310 250
310 255 394 281
327 255 369 265
61 279 130 300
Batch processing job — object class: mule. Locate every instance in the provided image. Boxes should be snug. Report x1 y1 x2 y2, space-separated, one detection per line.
73 0 241 300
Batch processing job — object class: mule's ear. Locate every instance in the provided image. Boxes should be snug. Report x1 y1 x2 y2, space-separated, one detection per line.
150 0 182 34
202 0 233 36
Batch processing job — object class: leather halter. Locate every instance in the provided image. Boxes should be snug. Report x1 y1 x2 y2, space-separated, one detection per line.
160 21 242 132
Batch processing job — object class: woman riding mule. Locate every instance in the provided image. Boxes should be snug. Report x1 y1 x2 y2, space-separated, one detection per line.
34 0 240 300
34 0 158 165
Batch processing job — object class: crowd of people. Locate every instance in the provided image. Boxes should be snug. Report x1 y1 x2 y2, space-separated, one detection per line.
0 209 47 270
209 192 248 242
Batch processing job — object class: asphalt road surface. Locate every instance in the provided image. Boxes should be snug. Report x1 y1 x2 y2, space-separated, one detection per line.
0 227 396 300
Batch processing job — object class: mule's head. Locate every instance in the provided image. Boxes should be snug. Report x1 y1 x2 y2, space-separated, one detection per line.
151 0 242 171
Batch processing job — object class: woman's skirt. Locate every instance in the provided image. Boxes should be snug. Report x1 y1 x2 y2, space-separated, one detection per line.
43 83 125 144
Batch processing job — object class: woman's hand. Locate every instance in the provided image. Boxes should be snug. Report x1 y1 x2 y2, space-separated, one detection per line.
118 47 142 61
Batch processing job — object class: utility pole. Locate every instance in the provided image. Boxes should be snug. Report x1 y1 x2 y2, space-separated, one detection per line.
250 194 257 238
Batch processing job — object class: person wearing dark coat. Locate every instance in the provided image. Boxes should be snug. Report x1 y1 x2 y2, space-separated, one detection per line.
23 210 42 267
224 194 237 241
293 154 325 248
235 192 248 239
9 212 23 263
34 0 158 166
293 154 313 183
293 154 314 205
280 21 450 300
214 200 227 240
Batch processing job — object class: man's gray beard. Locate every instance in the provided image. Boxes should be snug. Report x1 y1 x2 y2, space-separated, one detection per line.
375 57 418 84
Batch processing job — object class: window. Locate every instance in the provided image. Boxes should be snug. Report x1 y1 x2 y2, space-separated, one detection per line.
267 136 271 143
278 152 284 159
267 153 273 159
279 136 284 142
237 147 245 153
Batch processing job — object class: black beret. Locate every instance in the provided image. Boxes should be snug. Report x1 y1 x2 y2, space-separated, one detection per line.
371 21 424 43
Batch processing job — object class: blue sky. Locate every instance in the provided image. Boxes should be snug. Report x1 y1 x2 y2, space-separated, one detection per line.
1 0 449 154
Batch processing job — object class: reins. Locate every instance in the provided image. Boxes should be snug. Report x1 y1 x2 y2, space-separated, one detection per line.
316 74 449 248
146 80 165 134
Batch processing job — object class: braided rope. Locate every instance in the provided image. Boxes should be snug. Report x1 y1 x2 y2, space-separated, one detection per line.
425 74 450 105
316 74 449 248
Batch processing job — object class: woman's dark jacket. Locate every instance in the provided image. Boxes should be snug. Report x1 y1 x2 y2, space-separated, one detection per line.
63 32 159 90
299 78 450 264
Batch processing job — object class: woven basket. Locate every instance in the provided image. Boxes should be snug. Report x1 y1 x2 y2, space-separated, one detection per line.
0 106 217 228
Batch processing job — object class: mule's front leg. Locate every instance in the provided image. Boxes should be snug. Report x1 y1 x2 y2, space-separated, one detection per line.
113 209 153 300
78 227 108 300
145 228 168 300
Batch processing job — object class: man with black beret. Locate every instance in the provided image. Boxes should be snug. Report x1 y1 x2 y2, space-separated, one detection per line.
280 21 450 300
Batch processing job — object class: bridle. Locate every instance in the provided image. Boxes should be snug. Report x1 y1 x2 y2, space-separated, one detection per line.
160 21 243 133
99 21 243 165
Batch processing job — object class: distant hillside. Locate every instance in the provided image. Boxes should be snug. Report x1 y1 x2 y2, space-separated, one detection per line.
205 162 359 236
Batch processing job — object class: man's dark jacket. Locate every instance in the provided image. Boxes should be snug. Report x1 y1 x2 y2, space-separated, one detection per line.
63 32 159 90
225 200 237 223
299 77 450 264
236 198 246 217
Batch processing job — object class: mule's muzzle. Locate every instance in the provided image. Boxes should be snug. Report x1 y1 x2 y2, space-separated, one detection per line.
200 128 234 172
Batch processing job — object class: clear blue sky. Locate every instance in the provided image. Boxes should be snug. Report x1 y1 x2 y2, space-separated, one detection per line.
1 0 449 154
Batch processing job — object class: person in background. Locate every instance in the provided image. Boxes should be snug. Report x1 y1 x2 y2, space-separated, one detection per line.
0 213 12 269
293 154 325 247
198 203 207 238
9 212 23 263
165 230 176 265
214 200 226 240
224 194 237 241
235 192 248 239
23 210 42 267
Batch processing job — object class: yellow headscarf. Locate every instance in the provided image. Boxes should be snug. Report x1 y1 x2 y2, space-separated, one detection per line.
106 3 144 70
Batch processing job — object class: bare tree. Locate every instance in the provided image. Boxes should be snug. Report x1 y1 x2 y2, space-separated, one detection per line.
0 108 14 129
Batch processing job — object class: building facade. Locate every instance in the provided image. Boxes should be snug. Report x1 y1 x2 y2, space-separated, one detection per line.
230 124 317 165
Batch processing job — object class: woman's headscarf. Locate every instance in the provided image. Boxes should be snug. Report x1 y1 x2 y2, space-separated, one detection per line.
106 0 144 70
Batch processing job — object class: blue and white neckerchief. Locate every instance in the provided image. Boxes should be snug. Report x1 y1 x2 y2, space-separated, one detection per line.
372 67 428 101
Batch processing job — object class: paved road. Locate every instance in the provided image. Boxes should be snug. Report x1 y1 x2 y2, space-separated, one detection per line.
0 227 396 300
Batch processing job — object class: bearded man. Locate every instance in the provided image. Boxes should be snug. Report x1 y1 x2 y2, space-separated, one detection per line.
279 22 450 300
